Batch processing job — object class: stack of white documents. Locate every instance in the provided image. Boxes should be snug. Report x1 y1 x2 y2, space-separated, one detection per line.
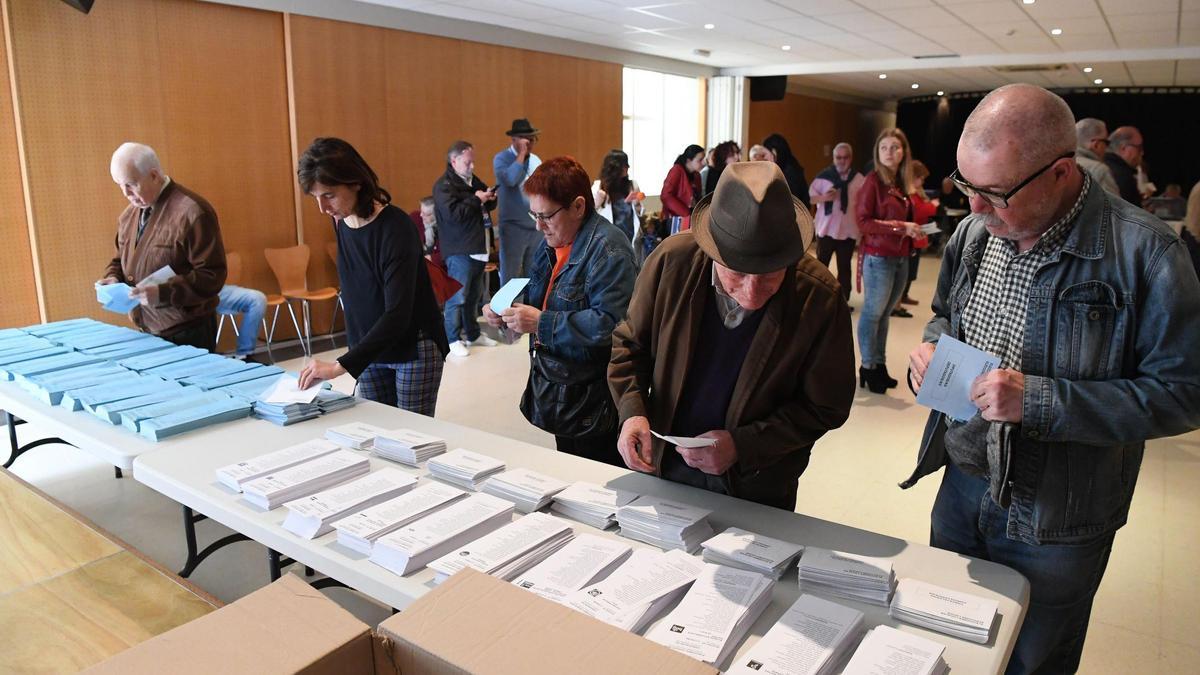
428 512 574 584
511 534 632 604
372 429 447 466
216 439 341 492
549 481 637 529
646 563 775 667
282 468 419 539
889 578 998 644
701 527 804 580
426 448 505 490
369 492 514 576
481 468 569 513
333 482 467 555
565 549 706 633
842 625 946 675
241 450 370 510
325 422 388 450
797 547 896 606
616 496 713 553
727 594 864 675
315 388 356 414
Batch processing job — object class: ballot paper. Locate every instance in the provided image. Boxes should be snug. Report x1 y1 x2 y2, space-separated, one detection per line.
488 277 530 313
428 512 574 584
2 352 107 380
727 594 865 675
324 422 388 450
260 373 323 405
118 345 207 372
282 467 419 539
138 397 252 441
566 548 706 633
616 495 714 553
427 448 506 490
701 527 804 580
511 534 633 604
56 370 146 410
888 578 998 644
68 376 179 413
241 450 370 510
314 388 356 414
21 318 96 336
216 438 342 491
181 363 282 390
136 264 176 288
645 563 775 666
144 353 242 381
798 547 896 607
369 492 514 576
651 430 718 449
55 327 143 351
372 429 448 466
79 336 172 360
119 390 232 433
481 467 570 513
333 482 467 555
95 282 139 313
915 335 1001 422
550 481 638 529
221 374 284 403
93 386 204 424
27 365 135 406
919 221 941 235
842 625 947 675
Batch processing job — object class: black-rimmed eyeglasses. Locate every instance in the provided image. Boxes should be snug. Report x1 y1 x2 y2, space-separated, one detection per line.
528 205 564 224
949 152 1075 209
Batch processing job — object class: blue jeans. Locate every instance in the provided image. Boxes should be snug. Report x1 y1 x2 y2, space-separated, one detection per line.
498 222 543 285
217 285 267 356
443 255 484 342
931 462 1114 675
856 254 908 367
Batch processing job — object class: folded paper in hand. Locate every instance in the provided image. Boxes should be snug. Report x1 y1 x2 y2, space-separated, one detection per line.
915 335 1001 422
136 265 177 288
95 282 139 313
651 430 717 449
489 277 529 313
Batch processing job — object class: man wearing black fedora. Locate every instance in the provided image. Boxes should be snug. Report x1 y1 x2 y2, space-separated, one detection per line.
493 118 544 285
609 162 856 509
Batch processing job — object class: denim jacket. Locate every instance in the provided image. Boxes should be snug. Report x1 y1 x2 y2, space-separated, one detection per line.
525 211 637 366
902 185 1200 545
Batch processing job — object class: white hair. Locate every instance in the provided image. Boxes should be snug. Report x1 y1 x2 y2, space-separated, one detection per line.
748 144 772 160
1075 118 1107 147
111 142 162 177
833 142 852 155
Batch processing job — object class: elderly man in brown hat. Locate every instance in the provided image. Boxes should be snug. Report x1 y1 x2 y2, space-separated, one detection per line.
609 162 855 509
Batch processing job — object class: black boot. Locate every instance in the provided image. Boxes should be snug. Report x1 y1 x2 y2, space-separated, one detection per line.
879 365 898 389
859 366 889 394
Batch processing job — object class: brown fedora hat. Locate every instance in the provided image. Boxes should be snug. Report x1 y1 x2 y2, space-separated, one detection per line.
691 161 814 274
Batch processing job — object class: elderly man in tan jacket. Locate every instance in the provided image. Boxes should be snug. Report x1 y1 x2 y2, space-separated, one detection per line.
609 162 855 510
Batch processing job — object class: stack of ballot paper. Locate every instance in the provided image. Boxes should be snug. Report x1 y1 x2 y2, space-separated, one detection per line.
241 450 370 510
144 353 237 381
282 468 419 539
842 625 947 675
426 448 506 490
65 376 178 414
797 547 896 606
480 467 569 513
727 594 865 675
646 563 775 667
315 388 356 414
565 549 706 633
93 385 202 424
251 374 323 425
2 352 107 381
333 482 467 555
216 439 341 492
219 373 283 402
889 578 998 644
26 365 136 406
427 512 574 584
138 396 251 441
119 390 234 432
325 422 387 450
549 481 637 529
372 429 447 466
368 492 514 576
118 345 207 372
616 495 714 553
78 334 171 359
511 534 632 604
180 363 282 390
701 527 804 580
252 400 320 426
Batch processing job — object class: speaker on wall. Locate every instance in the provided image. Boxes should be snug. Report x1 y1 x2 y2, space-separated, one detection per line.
61 0 95 14
749 76 788 101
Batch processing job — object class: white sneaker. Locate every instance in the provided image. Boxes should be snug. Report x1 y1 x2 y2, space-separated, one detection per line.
469 334 499 347
449 341 470 357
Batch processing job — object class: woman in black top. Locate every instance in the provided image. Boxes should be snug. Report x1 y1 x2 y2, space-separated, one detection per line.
762 133 811 211
296 138 449 415
703 140 742 196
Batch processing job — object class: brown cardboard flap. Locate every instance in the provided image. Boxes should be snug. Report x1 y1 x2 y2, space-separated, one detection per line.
375 569 716 675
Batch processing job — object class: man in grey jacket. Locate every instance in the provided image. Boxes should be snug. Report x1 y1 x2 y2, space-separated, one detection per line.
908 85 1200 674
1073 117 1118 195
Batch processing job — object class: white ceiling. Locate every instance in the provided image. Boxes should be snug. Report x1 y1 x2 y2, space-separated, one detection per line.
354 0 1199 102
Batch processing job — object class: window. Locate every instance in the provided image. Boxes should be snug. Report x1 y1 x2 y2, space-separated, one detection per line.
622 67 702 197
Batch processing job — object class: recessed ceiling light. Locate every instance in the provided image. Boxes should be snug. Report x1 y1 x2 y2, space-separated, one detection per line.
1094 78 1103 84
781 45 791 51
1023 0 1035 5
879 73 887 79
1102 87 1111 93
703 23 714 30
937 90 945 96
911 83 919 89
1051 28 1063 36
1083 66 1093 73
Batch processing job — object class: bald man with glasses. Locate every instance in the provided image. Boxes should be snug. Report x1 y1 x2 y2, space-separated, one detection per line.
906 85 1200 674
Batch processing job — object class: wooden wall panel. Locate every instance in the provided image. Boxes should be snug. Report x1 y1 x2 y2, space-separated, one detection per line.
748 93 871 187
0 2 38 328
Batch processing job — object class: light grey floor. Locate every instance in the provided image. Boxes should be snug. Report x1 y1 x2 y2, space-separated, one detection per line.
8 253 1199 672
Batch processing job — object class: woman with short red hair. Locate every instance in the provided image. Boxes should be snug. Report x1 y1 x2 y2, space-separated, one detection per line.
484 156 637 465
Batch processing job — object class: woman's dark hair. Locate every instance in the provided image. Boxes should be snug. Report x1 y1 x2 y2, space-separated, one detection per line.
297 137 391 219
674 144 705 167
712 140 741 165
762 133 798 171
599 149 631 200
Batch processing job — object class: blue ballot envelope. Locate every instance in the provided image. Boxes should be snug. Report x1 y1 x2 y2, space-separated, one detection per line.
95 282 139 313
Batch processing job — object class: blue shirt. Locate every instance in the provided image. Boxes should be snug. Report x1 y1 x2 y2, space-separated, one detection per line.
493 146 542 229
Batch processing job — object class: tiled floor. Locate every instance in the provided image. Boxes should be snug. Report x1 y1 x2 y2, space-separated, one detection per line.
7 253 1198 673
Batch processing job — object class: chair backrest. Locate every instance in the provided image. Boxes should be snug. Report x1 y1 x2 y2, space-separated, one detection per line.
262 244 311 294
325 242 337 267
225 251 244 286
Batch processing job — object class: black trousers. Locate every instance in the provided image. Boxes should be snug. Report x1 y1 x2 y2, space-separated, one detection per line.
815 236 855 301
162 314 218 352
555 427 623 468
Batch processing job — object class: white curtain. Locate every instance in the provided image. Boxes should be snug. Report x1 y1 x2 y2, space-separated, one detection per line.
706 75 748 149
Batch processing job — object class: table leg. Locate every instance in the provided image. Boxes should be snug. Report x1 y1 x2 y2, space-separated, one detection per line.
4 411 74 469
177 505 251 578
114 467 123 479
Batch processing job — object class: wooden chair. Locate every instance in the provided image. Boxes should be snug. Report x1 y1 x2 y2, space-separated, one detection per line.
215 251 286 363
262 244 338 357
325 242 345 333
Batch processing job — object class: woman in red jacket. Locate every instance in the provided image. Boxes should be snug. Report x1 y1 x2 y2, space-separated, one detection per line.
660 144 705 231
855 129 923 394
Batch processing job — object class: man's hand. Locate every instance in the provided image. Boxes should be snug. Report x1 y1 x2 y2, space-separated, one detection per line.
129 284 160 307
822 187 839 202
96 276 119 286
482 303 505 328
515 137 531 161
617 416 655 473
971 369 1025 423
679 430 738 475
501 303 541 334
908 342 936 392
475 189 495 203
298 359 346 390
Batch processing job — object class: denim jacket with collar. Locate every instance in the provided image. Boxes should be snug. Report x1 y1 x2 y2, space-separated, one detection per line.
902 185 1200 545
524 211 637 366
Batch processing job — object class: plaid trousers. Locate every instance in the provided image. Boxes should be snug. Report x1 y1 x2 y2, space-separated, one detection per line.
355 338 444 416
